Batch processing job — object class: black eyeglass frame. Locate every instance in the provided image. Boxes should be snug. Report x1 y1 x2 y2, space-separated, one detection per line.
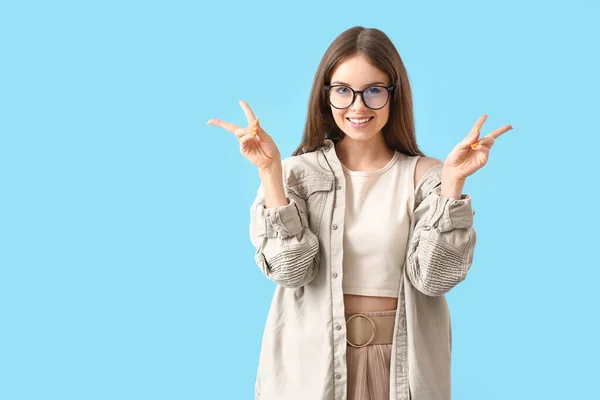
324 84 394 110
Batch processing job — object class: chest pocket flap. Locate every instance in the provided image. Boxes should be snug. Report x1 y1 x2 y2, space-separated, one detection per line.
286 170 334 235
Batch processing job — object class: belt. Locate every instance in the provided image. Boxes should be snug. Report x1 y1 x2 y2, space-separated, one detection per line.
345 312 395 347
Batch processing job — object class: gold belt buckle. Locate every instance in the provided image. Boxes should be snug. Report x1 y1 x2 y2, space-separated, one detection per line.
346 313 377 348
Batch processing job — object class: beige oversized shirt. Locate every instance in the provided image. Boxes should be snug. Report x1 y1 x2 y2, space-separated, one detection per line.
249 139 476 400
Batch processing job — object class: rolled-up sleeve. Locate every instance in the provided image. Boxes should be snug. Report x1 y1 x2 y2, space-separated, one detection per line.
249 183 320 289
252 197 305 239
406 164 477 296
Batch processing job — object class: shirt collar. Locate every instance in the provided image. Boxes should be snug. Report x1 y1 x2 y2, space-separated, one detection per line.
321 139 343 172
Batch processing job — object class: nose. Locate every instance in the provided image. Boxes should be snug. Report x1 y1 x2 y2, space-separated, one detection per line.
350 93 368 111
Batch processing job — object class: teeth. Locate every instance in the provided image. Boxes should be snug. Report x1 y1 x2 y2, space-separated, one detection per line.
349 117 371 124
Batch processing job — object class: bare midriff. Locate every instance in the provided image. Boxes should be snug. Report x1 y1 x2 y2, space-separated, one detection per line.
344 294 397 312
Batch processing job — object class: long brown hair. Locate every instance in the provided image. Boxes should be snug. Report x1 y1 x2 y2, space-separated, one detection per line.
292 26 425 157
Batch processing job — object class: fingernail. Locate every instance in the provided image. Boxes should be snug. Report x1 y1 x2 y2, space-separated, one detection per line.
206 119 212 124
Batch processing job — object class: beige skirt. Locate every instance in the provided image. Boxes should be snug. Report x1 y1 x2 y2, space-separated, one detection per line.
345 309 395 400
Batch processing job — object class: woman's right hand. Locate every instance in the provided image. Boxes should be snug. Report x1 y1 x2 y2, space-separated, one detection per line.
207 100 282 173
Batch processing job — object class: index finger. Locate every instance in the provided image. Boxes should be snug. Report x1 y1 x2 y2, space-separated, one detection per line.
206 119 241 134
486 124 513 140
239 100 257 126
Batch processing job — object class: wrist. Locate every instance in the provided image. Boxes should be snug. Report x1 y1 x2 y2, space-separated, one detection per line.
259 161 282 176
259 163 288 208
441 170 466 199
441 167 465 183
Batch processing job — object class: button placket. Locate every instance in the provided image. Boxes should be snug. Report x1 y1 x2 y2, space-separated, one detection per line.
326 163 347 399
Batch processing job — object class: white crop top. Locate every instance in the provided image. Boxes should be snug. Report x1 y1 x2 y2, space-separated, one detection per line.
341 151 420 298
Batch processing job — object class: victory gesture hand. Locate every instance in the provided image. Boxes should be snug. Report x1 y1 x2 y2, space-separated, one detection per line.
443 114 513 181
207 101 281 172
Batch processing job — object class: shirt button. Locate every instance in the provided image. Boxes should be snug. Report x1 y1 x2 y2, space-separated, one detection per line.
334 373 341 380
332 272 338 279
336 185 342 190
335 324 342 331
332 224 338 230
399 365 406 375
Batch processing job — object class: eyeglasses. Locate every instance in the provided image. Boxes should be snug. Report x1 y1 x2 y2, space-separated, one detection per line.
324 84 394 110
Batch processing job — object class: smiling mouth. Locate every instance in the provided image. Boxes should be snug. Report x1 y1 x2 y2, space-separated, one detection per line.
347 117 373 123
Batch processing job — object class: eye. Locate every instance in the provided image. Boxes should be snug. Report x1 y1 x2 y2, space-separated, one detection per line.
365 86 382 95
335 86 350 94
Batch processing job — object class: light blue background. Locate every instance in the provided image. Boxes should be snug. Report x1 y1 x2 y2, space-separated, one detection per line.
1 0 598 399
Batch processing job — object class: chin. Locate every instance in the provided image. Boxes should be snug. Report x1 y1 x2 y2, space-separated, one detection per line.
341 131 379 141
340 123 385 142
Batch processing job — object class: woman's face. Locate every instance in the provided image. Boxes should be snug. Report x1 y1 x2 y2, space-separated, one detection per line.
328 53 391 142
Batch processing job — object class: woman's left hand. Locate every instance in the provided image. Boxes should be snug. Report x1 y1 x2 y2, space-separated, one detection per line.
443 114 513 181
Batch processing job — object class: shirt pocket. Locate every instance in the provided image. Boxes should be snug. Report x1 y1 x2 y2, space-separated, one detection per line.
286 171 334 236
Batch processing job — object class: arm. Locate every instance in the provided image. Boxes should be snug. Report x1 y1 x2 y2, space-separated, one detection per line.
260 163 289 208
208 101 321 288
249 163 321 288
406 160 477 297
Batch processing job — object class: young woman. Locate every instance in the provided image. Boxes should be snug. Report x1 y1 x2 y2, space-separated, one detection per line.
208 26 512 400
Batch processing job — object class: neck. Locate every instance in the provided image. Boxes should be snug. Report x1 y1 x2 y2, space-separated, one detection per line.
335 132 395 172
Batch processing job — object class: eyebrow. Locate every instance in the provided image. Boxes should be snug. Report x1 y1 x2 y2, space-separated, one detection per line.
331 81 388 87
